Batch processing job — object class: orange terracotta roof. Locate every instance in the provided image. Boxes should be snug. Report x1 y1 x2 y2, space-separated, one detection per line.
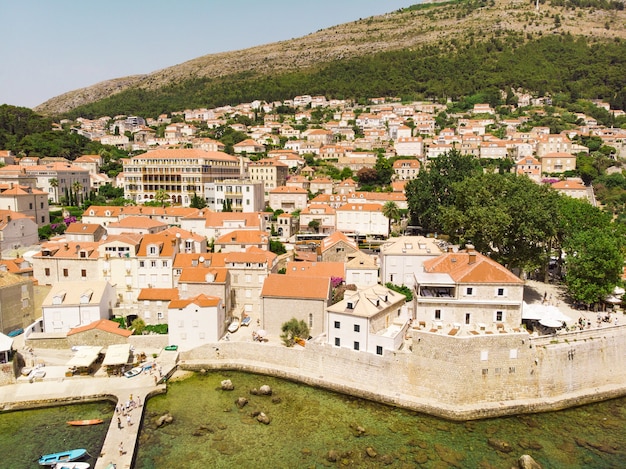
130 148 238 162
285 261 344 279
215 230 269 245
136 232 180 257
320 231 358 251
173 252 227 268
269 186 308 194
67 319 132 337
422 249 523 284
261 274 330 300
224 249 277 264
137 288 179 301
65 223 102 234
108 216 167 229
178 266 228 283
169 294 221 309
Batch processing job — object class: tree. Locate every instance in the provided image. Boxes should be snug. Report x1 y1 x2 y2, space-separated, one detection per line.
154 189 169 207
269 239 286 255
563 227 624 307
382 201 400 236
308 219 320 233
406 150 482 233
71 181 83 207
280 318 310 347
131 318 146 335
190 192 207 209
49 178 58 203
439 173 559 273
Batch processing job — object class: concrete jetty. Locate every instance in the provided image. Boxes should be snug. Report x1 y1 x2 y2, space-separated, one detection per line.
0 350 179 469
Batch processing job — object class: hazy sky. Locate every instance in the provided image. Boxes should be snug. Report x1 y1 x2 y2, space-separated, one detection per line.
0 0 415 109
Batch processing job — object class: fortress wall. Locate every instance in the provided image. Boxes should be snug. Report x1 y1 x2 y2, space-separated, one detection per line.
179 326 626 419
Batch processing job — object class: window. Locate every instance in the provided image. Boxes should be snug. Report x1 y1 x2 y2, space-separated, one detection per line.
353 341 360 351
497 288 505 296
162 261 168 268
376 346 383 356
151 261 157 268
335 337 340 347
495 311 504 322
482 369 488 375
81 269 86 278
309 313 313 328
139 261 145 268
63 268 69 277
509 367 516 374
465 313 471 325
466 287 473 295
44 268 50 276
334 321 340 329
192 320 199 328
29 203 33 209
353 324 360 332
434 309 441 320
509 349 518 359
481 350 489 361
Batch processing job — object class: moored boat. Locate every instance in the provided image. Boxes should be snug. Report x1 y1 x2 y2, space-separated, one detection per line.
38 448 87 466
54 462 90 469
66 419 103 426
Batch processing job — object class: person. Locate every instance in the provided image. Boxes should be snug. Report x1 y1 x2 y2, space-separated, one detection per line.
117 417 122 429
118 442 124 456
127 414 132 426
615 316 619 326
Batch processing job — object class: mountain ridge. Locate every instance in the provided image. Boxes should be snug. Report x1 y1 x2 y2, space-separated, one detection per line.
35 0 626 116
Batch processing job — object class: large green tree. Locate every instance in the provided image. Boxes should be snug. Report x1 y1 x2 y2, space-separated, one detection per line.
405 150 482 233
563 227 624 306
439 173 560 272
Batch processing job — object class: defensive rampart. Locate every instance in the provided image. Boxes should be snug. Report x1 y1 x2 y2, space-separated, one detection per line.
179 325 626 420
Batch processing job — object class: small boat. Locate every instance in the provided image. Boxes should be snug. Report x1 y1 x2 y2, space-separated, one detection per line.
66 419 103 426
228 317 240 333
54 462 90 469
241 316 252 327
164 345 178 351
38 448 87 466
123 366 143 378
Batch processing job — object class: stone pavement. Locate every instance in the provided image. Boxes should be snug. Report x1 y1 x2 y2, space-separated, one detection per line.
0 349 179 469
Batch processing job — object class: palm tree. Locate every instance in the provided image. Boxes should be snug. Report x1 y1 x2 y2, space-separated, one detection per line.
155 189 169 207
49 178 58 204
382 201 400 237
72 181 83 207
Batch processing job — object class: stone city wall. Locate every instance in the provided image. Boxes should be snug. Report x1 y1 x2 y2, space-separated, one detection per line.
179 325 626 420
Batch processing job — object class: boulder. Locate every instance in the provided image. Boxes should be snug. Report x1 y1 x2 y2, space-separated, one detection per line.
365 447 377 458
235 397 248 408
256 412 271 425
259 385 272 395
221 379 234 391
156 413 173 427
487 438 514 453
327 450 339 462
518 454 543 469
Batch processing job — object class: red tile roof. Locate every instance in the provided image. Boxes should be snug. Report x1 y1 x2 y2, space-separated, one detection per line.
67 319 132 337
261 274 330 300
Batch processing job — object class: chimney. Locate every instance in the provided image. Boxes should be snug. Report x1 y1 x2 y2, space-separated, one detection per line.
467 244 476 264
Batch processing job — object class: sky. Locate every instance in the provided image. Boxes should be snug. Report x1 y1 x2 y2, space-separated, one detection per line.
0 0 416 109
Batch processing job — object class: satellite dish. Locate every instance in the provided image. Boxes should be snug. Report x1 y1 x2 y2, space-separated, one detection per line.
176 232 181 238
198 256 205 263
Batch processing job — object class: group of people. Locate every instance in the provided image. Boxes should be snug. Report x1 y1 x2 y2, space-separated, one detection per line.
116 394 141 430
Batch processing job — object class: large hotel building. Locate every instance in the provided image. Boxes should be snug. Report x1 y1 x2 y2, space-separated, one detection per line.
123 148 242 206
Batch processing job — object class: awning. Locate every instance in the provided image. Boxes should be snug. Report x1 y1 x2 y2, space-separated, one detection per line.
66 346 103 368
539 318 564 328
522 302 572 325
102 344 131 366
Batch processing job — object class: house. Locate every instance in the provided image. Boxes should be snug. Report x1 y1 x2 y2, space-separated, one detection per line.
326 284 408 355
105 216 168 236
33 241 100 286
513 156 542 182
206 180 266 213
551 178 590 201
318 231 359 263
393 159 420 180
0 183 49 227
284 261 345 281
268 186 308 213
64 223 106 242
414 245 524 332
299 204 336 234
0 258 33 278
0 272 35 335
0 210 39 251
336 203 388 238
335 178 357 195
180 211 269 241
168 295 224 351
233 139 265 154
131 288 179 325
310 177 334 195
214 230 270 253
271 213 298 239
541 152 576 175
394 137 423 157
378 236 443 289
345 251 379 288
260 274 331 338
173 253 230 313
42 281 117 333
248 159 289 196
67 319 132 347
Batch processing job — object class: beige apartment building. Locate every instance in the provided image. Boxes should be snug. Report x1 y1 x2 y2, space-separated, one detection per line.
123 148 241 206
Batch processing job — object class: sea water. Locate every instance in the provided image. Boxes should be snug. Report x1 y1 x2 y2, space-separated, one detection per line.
0 401 114 469
135 371 626 469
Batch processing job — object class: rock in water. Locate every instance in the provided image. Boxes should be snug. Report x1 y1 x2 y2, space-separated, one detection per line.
256 412 271 425
487 438 514 453
235 397 248 408
156 413 173 427
365 447 377 458
518 454 543 469
221 379 234 391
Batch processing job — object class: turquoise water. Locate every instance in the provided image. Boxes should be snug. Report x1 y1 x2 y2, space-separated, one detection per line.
0 401 114 469
135 371 626 469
